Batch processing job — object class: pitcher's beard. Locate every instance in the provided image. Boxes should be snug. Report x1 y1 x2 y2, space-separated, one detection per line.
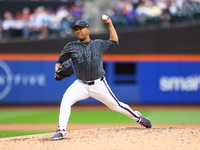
78 37 87 42
79 38 84 41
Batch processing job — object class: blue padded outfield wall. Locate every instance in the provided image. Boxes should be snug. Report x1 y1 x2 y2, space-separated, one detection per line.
0 60 200 105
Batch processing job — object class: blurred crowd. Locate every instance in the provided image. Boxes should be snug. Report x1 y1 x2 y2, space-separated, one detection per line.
0 0 70 1
0 0 200 42
107 0 200 28
0 2 83 42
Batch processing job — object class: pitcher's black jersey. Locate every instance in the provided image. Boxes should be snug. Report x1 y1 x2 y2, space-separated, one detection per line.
57 39 118 81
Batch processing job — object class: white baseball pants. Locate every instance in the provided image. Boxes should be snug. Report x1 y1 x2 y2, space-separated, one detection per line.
58 77 140 130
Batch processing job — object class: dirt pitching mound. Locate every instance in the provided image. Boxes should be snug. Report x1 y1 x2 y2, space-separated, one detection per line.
1 127 200 150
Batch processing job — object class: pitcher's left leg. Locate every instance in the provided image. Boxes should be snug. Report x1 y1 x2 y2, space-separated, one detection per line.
90 78 152 128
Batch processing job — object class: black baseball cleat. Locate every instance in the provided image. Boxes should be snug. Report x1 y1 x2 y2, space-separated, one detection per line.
135 111 152 128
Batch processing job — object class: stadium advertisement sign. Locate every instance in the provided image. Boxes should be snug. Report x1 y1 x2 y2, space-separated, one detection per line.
138 62 200 104
0 60 75 104
0 60 200 104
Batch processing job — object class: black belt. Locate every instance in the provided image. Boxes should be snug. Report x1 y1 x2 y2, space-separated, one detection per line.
82 76 104 85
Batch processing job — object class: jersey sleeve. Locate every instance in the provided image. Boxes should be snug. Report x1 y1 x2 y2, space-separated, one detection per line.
101 40 119 53
56 44 71 63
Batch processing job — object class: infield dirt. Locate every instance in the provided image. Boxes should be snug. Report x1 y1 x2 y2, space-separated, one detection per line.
0 125 200 150
0 105 200 150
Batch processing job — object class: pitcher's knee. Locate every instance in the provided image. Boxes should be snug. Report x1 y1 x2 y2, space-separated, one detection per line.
110 105 123 113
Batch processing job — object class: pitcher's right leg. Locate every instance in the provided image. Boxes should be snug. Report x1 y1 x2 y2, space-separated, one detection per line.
52 80 90 140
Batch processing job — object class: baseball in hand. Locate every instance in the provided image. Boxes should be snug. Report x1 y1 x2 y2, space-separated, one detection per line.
102 14 109 21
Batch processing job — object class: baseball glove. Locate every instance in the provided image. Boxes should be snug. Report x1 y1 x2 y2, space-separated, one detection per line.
54 60 74 81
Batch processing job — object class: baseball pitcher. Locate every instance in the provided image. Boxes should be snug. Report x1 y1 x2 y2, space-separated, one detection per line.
52 14 152 140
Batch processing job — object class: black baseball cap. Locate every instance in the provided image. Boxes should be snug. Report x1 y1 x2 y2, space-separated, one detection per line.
71 20 89 29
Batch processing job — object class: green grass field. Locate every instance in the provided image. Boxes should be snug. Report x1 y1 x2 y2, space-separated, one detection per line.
0 109 200 138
